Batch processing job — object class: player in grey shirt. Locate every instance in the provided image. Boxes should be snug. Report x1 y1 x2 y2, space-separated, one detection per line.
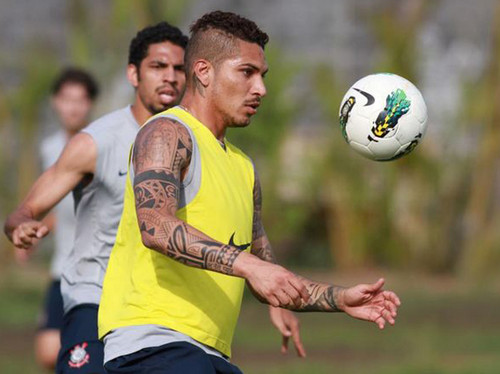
29 68 99 371
4 22 188 374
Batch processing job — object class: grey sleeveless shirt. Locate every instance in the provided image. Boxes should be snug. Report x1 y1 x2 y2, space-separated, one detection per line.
60 106 139 313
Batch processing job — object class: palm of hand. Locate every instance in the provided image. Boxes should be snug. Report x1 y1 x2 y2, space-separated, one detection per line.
342 281 400 329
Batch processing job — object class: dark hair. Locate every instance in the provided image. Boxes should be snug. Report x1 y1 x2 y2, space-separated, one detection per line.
185 11 268 79
51 68 99 100
128 21 188 68
190 11 269 49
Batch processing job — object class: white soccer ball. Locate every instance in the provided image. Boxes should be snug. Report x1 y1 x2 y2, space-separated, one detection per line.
338 73 428 161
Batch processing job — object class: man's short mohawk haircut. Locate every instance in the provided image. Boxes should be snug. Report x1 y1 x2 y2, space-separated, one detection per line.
189 11 269 49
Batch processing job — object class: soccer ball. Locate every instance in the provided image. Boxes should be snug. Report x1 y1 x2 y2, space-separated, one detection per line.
338 73 428 161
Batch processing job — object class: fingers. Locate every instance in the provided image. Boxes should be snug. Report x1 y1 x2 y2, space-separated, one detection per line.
381 308 395 326
11 222 48 249
375 315 386 329
384 290 401 307
289 319 306 358
269 295 281 308
271 274 309 309
272 308 306 358
281 335 289 354
384 292 400 317
288 276 310 304
13 227 36 249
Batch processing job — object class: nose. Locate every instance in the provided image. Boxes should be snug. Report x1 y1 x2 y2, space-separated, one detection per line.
163 66 177 83
253 75 267 98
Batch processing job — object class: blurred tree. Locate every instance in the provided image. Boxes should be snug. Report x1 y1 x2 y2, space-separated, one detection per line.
459 1 500 278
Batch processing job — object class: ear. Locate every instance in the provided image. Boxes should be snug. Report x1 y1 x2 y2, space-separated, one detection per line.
127 64 139 88
192 59 211 88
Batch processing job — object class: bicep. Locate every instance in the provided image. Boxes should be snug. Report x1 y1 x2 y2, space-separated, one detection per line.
133 118 193 218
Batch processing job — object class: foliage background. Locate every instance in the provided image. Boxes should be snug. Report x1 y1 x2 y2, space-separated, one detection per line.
0 0 499 373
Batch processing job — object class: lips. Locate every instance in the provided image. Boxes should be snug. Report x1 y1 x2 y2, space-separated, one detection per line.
157 86 178 103
244 100 261 115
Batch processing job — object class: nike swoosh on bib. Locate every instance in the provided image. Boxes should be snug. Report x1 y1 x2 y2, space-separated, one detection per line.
353 88 375 106
229 232 251 251
118 170 127 176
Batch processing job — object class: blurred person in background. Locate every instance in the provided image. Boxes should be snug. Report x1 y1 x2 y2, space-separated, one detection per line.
4 22 187 374
14 67 99 371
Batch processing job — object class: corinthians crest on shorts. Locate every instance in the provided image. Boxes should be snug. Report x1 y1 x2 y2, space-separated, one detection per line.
68 342 90 368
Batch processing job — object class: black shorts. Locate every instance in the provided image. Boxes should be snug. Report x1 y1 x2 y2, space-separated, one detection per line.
104 341 243 374
56 304 105 374
38 279 64 330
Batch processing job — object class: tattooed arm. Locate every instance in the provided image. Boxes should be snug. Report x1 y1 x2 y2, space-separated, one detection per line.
133 117 310 308
133 117 239 273
250 170 401 328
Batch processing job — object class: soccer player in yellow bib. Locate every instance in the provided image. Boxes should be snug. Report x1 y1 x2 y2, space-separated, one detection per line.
99 11 401 374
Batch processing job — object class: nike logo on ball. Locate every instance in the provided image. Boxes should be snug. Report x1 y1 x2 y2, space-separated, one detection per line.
353 88 375 106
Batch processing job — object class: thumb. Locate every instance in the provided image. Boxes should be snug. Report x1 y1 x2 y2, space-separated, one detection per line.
365 278 385 293
36 225 50 238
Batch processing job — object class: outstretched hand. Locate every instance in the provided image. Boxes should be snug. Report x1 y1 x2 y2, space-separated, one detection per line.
339 278 401 329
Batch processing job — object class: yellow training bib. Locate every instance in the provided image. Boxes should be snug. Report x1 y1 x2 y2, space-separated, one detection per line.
98 107 254 357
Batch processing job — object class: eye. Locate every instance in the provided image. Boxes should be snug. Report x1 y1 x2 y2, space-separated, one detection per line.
242 68 253 77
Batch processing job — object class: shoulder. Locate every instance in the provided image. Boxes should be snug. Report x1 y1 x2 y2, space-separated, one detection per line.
136 116 192 149
83 107 134 137
133 117 193 172
54 132 97 174
82 106 137 153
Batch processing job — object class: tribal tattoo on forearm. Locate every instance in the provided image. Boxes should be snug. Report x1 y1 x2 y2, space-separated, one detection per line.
296 279 345 312
133 117 242 275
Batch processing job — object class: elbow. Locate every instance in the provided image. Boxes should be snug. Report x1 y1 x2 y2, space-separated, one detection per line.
139 230 167 254
140 231 156 250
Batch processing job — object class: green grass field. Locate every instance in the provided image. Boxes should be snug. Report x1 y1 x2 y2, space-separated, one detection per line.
1 265 499 374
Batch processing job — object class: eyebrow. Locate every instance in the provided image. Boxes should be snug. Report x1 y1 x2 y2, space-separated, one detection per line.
149 60 183 67
241 63 269 75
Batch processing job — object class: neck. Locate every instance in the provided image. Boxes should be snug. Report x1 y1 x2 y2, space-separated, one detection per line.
65 129 78 138
130 97 154 127
180 91 226 141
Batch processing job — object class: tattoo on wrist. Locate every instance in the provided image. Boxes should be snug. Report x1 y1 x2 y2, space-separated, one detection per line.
298 284 343 312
